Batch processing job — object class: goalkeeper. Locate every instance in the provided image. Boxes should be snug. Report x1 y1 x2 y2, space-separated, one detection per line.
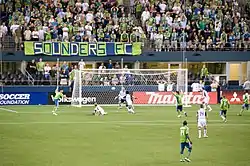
93 103 107 116
115 87 126 109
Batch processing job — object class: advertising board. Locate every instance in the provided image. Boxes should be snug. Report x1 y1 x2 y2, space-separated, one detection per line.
0 93 48 105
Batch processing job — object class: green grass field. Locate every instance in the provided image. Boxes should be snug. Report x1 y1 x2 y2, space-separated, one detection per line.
0 105 250 166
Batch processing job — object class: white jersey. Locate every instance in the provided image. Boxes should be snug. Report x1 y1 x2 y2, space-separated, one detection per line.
202 90 210 104
119 90 126 100
126 94 133 105
197 108 207 127
79 61 85 70
95 105 105 115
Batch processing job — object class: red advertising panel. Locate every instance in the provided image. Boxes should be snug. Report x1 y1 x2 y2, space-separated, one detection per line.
133 92 217 105
222 91 245 104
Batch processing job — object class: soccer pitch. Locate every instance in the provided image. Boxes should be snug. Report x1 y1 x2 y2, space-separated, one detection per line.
0 105 250 166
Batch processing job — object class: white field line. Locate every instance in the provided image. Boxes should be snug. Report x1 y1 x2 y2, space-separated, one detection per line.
0 120 249 126
0 107 18 113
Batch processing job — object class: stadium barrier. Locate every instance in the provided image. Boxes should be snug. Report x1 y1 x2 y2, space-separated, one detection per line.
222 90 248 104
0 92 48 105
48 92 118 105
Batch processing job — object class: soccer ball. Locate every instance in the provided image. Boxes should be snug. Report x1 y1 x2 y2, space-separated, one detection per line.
111 87 116 90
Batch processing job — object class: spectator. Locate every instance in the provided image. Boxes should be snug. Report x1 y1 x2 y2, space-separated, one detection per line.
26 59 37 78
44 63 51 82
115 62 120 69
31 28 39 41
107 60 113 69
243 80 250 90
36 58 45 83
14 27 22 50
61 61 69 73
111 75 119 85
211 80 219 92
24 27 32 41
0 22 8 48
200 65 209 81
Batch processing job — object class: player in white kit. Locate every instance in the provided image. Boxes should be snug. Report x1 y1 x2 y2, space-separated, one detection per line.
197 104 208 138
93 103 107 116
126 91 135 114
115 87 126 109
202 88 212 112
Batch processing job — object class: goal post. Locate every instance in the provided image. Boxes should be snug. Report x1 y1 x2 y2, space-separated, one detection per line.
71 69 190 107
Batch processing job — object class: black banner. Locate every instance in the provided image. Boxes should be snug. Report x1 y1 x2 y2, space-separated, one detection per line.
48 92 118 105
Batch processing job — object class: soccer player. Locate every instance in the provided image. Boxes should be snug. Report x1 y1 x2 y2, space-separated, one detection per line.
201 88 212 112
93 103 107 116
115 87 126 109
172 91 187 118
52 87 65 116
126 91 135 114
220 96 230 122
197 104 208 138
180 120 192 162
238 90 249 116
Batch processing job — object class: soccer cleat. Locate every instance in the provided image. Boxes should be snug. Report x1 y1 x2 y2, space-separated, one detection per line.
198 136 201 139
184 158 191 162
184 112 187 117
177 115 181 118
180 159 185 162
204 135 208 138
53 112 58 116
224 119 227 123
237 114 242 116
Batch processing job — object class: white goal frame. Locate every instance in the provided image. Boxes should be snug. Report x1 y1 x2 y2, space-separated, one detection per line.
71 68 189 107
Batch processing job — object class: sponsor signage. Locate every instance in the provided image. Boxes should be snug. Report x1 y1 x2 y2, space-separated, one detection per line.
222 90 246 104
24 42 142 56
48 92 118 105
0 93 48 105
133 92 217 104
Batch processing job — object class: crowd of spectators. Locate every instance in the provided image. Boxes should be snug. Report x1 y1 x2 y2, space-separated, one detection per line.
137 0 250 51
0 0 249 51
0 0 144 50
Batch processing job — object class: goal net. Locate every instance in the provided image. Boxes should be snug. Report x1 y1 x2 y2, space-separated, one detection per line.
71 69 189 107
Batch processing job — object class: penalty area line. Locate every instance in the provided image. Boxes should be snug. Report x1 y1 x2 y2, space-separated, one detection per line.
0 107 18 113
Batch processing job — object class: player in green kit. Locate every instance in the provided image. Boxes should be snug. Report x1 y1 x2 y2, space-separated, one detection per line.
180 120 192 162
220 96 230 122
238 91 249 116
172 91 187 118
52 87 65 116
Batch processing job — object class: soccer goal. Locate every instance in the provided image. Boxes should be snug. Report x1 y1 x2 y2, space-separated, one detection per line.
71 69 189 107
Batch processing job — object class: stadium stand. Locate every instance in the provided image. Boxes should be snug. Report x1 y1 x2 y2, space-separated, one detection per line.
0 0 249 88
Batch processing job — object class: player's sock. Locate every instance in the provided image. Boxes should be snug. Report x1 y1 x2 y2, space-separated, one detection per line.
207 105 212 111
180 154 184 161
204 129 207 137
239 109 244 115
198 129 201 138
221 115 225 121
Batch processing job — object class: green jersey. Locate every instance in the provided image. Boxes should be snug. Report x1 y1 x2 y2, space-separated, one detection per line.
243 93 249 104
54 92 63 100
220 98 230 110
36 62 45 72
180 126 189 143
174 94 183 106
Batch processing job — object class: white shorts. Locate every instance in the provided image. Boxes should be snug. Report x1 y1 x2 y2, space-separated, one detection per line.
203 98 209 104
126 100 133 107
198 120 207 127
